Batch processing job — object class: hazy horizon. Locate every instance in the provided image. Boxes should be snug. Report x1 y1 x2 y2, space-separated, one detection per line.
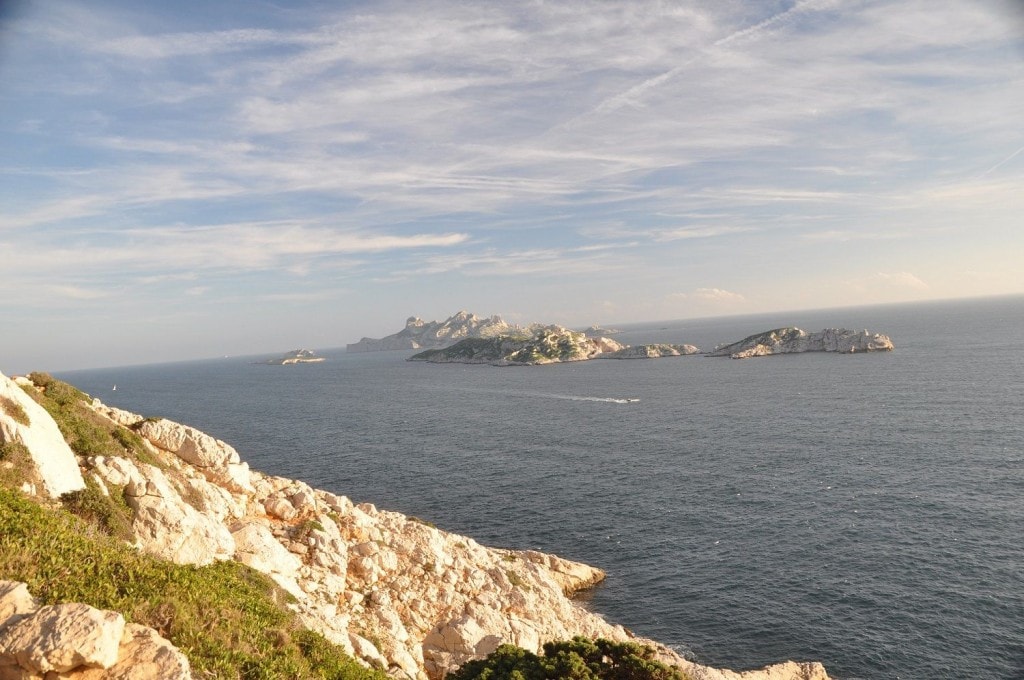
2 1 1022 372
0 292 1012 375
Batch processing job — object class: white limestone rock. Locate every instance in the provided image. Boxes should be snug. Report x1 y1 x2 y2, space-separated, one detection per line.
0 583 191 680
72 623 192 679
137 418 253 493
119 460 235 565
0 583 36 627
708 328 894 359
0 603 124 674
0 373 85 498
232 521 302 579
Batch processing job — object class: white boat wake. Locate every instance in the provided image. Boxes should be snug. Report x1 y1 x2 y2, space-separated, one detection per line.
451 387 639 404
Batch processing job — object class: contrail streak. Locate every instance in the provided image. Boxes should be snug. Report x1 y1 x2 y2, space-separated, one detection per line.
978 144 1024 177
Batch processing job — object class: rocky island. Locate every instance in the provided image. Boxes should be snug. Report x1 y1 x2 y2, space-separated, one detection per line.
408 327 625 365
347 312 530 352
0 369 831 680
258 349 326 365
408 327 703 366
708 328 895 359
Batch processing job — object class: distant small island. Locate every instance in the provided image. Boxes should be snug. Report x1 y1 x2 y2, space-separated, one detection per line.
581 324 621 336
257 349 326 365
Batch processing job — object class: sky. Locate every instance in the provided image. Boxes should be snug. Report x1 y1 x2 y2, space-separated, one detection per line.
1 0 1022 372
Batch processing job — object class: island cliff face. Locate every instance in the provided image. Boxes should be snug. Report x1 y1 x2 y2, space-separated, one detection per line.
0 370 831 680
708 328 894 359
347 312 523 352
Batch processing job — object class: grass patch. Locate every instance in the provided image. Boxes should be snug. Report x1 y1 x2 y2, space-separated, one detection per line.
0 395 30 426
0 487 385 680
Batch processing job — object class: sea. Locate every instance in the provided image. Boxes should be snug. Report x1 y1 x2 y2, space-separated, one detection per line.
57 295 1024 680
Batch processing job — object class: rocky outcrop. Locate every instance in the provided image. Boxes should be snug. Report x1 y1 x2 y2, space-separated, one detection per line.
2 374 832 680
707 328 894 359
581 325 621 336
409 327 625 366
599 344 702 359
258 349 326 365
0 581 191 679
0 372 85 498
347 312 524 352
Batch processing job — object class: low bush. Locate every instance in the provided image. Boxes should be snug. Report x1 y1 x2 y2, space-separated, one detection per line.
448 637 689 680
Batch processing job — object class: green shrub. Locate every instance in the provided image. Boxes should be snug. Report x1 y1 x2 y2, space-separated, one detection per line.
0 395 30 426
0 487 385 680
448 637 690 680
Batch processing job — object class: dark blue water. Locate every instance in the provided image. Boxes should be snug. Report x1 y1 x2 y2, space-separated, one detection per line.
60 296 1024 680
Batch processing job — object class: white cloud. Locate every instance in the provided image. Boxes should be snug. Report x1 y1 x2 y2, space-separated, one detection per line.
48 285 110 300
653 226 757 242
868 271 929 291
671 288 747 304
694 287 747 303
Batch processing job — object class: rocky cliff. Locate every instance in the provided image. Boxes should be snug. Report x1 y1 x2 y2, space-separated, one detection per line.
347 312 524 352
0 370 831 680
707 328 894 359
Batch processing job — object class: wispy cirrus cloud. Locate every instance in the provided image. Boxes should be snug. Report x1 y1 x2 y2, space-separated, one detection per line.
1 0 1022 368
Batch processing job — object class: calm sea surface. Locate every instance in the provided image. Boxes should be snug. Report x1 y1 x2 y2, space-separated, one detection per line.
59 296 1024 680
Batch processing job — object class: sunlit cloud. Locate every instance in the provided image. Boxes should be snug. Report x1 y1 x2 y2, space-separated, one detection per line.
1 0 1021 368
670 288 747 304
869 271 929 291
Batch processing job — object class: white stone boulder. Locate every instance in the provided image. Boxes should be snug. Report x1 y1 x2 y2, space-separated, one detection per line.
232 522 302 579
137 419 253 493
73 624 192 679
0 582 191 679
121 461 235 566
0 603 124 674
0 372 85 498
